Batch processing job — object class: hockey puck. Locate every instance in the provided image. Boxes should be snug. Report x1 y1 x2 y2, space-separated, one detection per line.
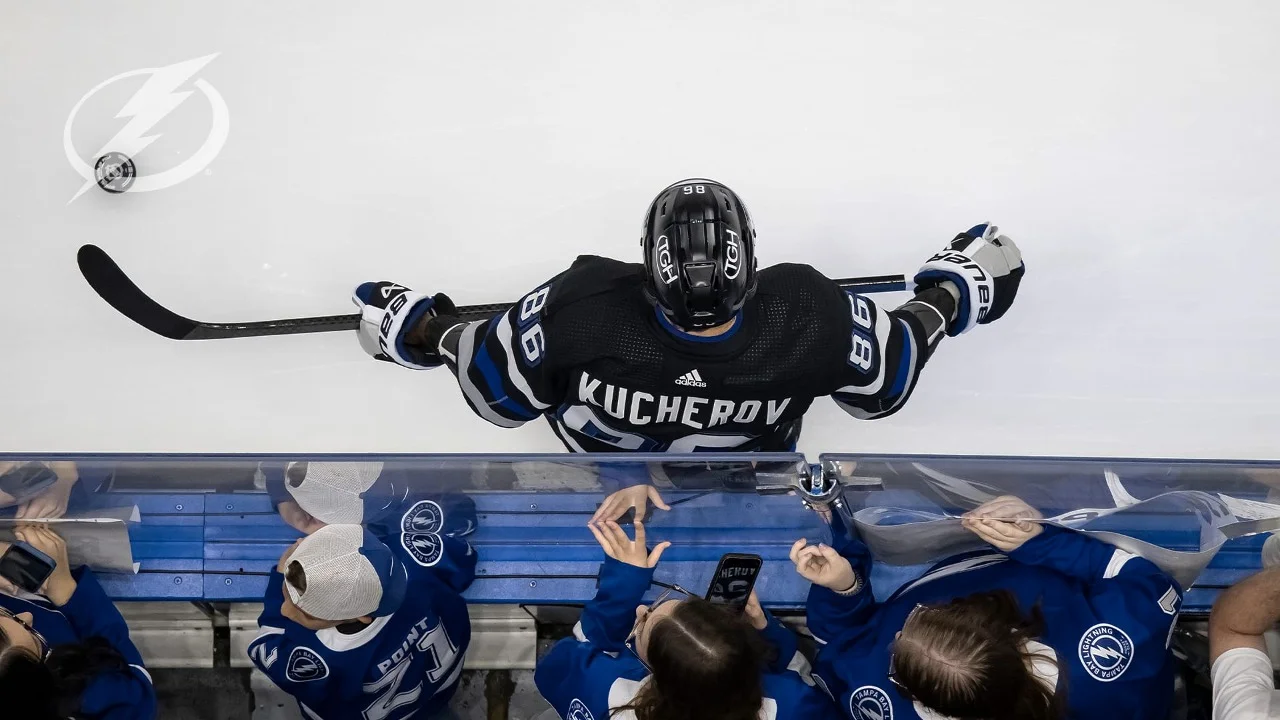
95 152 136 194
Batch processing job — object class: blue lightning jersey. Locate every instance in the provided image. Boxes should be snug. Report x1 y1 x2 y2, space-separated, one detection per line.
247 519 477 719
0 567 156 719
535 557 843 720
809 527 1183 720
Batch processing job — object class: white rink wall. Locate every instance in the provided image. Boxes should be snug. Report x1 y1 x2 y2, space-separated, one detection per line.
1 1 1278 458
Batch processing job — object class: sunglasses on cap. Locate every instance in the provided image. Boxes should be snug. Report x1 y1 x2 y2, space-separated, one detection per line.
625 582 696 671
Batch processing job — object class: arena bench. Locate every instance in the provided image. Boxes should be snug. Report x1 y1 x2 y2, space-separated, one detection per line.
97 489 1264 614
98 490 825 605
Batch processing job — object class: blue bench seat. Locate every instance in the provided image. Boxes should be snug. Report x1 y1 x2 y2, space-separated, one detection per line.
95 491 1265 614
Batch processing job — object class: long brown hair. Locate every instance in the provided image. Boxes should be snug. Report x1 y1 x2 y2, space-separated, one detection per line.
1 627 129 719
613 598 767 720
892 590 1067 720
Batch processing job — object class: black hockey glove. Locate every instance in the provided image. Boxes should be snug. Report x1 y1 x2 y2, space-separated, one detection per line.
352 281 457 369
913 223 1024 336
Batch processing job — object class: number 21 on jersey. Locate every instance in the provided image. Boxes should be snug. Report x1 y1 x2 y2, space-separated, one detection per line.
363 621 461 720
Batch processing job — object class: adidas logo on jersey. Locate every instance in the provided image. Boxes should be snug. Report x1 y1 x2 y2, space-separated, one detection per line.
674 369 706 388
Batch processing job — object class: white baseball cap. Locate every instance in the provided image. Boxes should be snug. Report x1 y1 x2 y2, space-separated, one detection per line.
283 524 408 621
285 461 403 525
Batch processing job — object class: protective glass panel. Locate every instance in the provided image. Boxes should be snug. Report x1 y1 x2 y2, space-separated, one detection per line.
821 454 1280 604
0 454 824 605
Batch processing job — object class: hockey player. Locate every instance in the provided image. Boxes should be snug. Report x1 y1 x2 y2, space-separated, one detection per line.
351 179 1024 462
247 524 474 720
535 520 842 720
792 496 1183 720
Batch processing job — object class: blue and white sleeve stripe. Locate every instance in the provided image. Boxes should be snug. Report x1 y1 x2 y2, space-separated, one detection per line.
831 296 925 420
448 310 556 428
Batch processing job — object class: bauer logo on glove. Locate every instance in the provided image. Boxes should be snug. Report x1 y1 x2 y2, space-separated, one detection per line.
913 223 1024 336
352 281 457 369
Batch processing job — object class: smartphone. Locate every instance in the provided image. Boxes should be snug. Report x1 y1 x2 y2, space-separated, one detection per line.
705 553 763 610
0 541 57 593
0 463 58 504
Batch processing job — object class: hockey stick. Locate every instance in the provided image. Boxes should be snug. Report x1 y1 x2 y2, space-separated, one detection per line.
77 244 910 341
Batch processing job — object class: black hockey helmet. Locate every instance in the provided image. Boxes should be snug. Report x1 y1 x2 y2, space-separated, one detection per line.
640 178 758 329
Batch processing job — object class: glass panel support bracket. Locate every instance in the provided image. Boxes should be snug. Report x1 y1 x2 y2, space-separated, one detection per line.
754 462 857 533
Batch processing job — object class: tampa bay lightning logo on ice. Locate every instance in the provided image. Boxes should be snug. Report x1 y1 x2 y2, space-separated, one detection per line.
401 500 445 534
402 532 443 567
63 54 229 202
566 698 595 720
1078 623 1134 681
850 685 893 720
285 647 328 683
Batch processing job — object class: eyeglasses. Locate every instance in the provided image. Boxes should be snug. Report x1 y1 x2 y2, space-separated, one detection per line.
887 603 927 698
0 606 49 660
625 582 696 671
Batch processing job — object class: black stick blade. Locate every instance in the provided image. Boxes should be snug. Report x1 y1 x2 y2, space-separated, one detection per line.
78 244 200 339
77 245 365 340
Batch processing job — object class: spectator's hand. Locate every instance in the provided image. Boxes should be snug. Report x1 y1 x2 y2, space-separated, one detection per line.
744 590 769 631
588 520 670 569
278 501 325 535
592 485 671 524
15 462 78 520
962 495 1044 552
790 539 857 592
15 525 76 606
16 484 72 520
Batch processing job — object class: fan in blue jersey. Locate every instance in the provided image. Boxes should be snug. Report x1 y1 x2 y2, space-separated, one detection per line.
535 519 842 720
791 495 1183 720
350 179 1024 467
247 523 475 720
0 525 156 720
264 461 479 592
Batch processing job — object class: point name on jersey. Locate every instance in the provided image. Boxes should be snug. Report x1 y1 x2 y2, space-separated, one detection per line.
376 615 435 676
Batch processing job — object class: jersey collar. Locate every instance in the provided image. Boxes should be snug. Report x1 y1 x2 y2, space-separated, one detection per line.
653 307 743 343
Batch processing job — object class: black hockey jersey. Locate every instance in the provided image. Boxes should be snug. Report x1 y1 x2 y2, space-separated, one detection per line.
434 256 933 453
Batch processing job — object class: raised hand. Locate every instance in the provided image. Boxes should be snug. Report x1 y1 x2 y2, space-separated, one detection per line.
591 485 671 524
15 525 77 606
790 538 857 592
588 520 671 569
